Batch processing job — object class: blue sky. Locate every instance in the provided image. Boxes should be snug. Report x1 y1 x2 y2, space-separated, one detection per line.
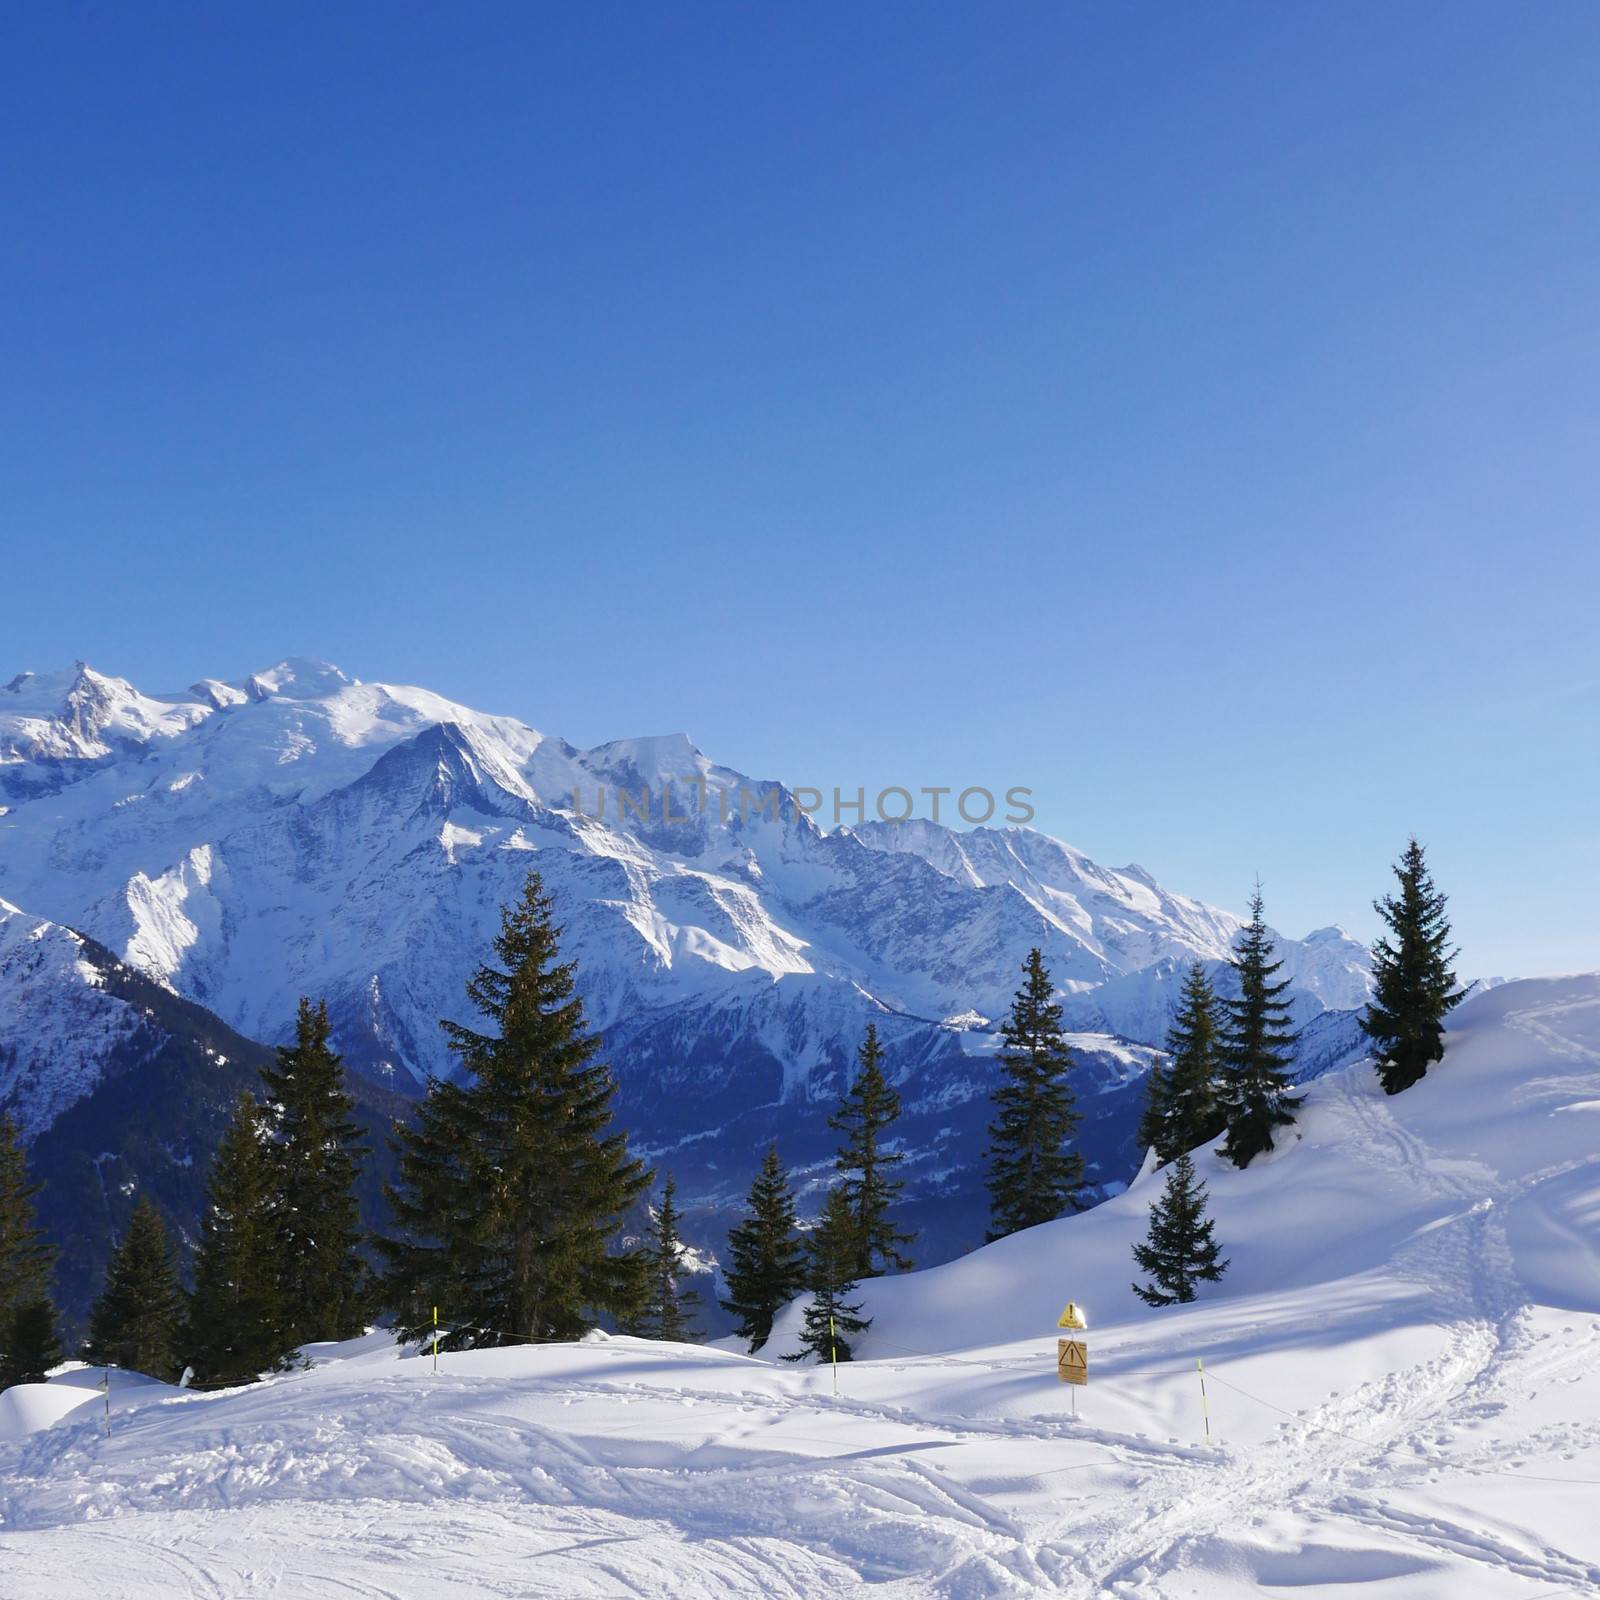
3 3 1598 976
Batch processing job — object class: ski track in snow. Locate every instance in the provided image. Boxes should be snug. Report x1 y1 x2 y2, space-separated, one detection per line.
1070 1069 1599 1596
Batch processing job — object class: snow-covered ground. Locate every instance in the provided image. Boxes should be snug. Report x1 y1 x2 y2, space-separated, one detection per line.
3 974 1598 1597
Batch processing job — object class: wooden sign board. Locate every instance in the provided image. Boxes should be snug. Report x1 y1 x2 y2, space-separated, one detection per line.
1057 1337 1087 1386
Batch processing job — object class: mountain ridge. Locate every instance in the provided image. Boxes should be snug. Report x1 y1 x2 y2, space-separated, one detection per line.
1 656 1379 1291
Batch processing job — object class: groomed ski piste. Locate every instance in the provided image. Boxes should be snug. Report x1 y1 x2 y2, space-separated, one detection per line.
3 975 1599 1598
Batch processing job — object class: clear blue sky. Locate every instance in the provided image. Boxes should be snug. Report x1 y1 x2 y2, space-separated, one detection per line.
4 3 1598 977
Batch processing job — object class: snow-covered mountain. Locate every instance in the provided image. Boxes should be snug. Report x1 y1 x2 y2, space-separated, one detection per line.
0 656 1368 1085
0 656 1375 1276
0 896 407 1323
0 898 145 1140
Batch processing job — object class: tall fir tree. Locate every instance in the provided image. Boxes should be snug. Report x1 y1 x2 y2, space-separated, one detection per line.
261 997 368 1345
2 1300 62 1387
83 1197 187 1381
627 1172 702 1341
1139 963 1227 1162
985 948 1084 1240
1360 838 1465 1095
720 1145 807 1352
829 1023 914 1276
1131 1153 1228 1306
1218 889 1303 1169
785 1186 869 1364
187 1093 296 1385
378 873 650 1347
0 1111 56 1390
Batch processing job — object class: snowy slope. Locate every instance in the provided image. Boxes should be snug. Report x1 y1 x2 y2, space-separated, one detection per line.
2 974 1596 1598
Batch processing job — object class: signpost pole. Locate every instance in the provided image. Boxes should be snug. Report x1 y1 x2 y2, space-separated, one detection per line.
1055 1302 1088 1412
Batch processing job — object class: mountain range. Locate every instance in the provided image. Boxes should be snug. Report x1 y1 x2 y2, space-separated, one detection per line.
1 657 1377 1317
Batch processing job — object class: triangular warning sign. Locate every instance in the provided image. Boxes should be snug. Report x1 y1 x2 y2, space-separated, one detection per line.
1057 1301 1086 1330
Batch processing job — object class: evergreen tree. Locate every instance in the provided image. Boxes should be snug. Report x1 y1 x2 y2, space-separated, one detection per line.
829 1023 914 1276
261 997 368 1345
1140 963 1227 1162
1 1299 62 1387
0 1111 55 1390
985 948 1084 1240
1218 889 1303 1169
1360 838 1465 1095
1136 1055 1176 1166
628 1172 702 1341
378 873 651 1347
82 1197 187 1381
785 1186 869 1364
720 1145 807 1352
1131 1153 1228 1306
187 1093 296 1385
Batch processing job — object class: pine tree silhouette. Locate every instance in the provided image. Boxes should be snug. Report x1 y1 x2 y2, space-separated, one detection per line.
261 997 368 1344
188 1093 296 1385
1360 838 1466 1094
0 1112 55 1390
829 1023 914 1276
1218 889 1302 1168
786 1186 869 1363
721 1146 807 1352
83 1197 187 1381
628 1172 702 1341
379 873 650 1346
1132 1154 1228 1306
985 949 1084 1239
1140 962 1227 1162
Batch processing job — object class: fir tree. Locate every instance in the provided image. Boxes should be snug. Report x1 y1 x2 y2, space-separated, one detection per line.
0 1112 55 1390
720 1145 807 1352
261 997 368 1345
378 873 650 1347
985 948 1084 1240
82 1197 187 1381
829 1023 914 1276
1141 963 1227 1162
1 1299 62 1387
188 1093 296 1385
785 1186 869 1364
1218 889 1303 1169
1136 1055 1176 1166
1360 838 1465 1095
1131 1153 1228 1306
628 1172 702 1341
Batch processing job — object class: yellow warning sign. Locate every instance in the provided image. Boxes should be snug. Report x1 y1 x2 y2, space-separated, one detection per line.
1057 1301 1087 1330
1057 1338 1087 1385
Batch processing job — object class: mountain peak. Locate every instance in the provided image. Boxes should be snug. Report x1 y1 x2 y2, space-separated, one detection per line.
243 658 355 701
3 660 111 706
1 660 212 764
585 731 706 780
